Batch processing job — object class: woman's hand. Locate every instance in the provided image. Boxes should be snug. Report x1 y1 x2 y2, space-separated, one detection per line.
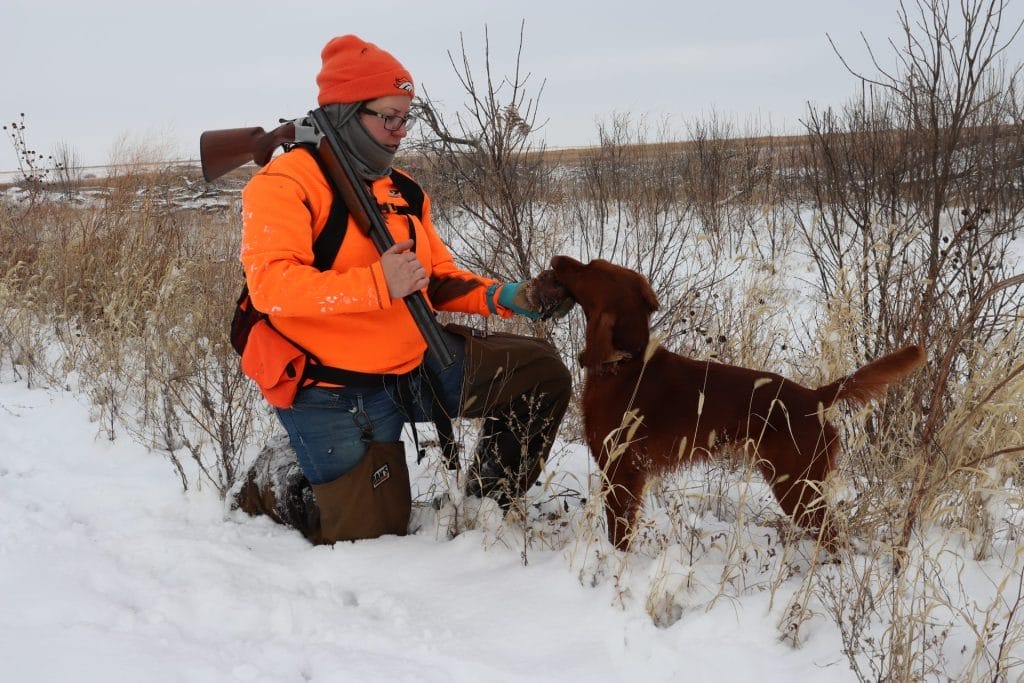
380 239 428 299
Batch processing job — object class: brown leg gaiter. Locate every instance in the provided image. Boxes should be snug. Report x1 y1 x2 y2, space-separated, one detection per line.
311 441 412 544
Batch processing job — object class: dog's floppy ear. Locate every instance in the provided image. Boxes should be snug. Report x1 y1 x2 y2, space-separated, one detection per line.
580 311 616 368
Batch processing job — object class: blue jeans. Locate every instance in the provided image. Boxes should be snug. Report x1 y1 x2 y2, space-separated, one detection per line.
275 329 467 485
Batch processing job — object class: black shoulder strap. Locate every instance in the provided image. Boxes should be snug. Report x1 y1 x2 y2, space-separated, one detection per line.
303 146 350 271
298 146 424 272
389 168 425 218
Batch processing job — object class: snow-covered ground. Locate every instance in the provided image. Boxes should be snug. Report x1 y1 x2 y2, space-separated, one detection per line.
0 377 862 683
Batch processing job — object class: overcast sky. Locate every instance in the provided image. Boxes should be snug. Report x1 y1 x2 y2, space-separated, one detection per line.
3 0 1024 173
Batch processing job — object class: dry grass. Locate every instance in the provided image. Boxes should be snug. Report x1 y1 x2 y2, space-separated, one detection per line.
0 164 267 493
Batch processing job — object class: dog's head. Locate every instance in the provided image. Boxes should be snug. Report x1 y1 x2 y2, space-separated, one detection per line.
550 255 659 369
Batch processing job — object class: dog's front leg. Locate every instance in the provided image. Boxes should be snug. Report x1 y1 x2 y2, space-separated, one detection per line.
603 464 644 550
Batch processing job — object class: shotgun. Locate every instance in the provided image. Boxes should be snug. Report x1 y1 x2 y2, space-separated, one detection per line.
200 113 455 370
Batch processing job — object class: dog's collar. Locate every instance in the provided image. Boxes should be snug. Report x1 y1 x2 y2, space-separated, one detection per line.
579 350 635 374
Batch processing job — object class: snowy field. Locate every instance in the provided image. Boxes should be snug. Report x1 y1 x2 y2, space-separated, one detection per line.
0 377 864 683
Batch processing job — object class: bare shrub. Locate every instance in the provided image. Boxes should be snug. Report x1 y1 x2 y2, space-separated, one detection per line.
2 113 61 207
413 22 555 283
138 254 266 493
52 141 81 200
778 2 1024 592
684 113 787 259
0 134 267 492
802 0 1023 384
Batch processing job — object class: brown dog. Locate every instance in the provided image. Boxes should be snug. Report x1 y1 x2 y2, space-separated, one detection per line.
550 255 925 550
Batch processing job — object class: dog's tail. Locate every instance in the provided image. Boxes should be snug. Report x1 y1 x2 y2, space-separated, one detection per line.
817 345 926 408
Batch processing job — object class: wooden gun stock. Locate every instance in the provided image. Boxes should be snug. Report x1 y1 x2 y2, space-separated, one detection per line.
199 122 296 182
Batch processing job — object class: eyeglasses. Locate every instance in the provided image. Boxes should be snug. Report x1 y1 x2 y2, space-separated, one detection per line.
359 106 416 132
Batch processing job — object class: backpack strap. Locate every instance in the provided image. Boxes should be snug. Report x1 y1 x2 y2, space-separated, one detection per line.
300 146 351 270
389 168 424 217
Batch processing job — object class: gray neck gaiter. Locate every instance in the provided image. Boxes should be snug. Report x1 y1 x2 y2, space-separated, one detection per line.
321 103 396 180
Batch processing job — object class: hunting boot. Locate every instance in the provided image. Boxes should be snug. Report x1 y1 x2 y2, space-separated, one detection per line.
232 435 321 543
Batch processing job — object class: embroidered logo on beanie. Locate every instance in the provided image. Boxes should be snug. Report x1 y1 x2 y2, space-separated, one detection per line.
316 35 415 106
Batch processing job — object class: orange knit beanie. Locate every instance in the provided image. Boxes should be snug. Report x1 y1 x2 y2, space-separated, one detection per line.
316 35 415 105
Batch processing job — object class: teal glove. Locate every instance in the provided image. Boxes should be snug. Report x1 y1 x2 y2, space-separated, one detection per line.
486 271 576 321
488 281 542 320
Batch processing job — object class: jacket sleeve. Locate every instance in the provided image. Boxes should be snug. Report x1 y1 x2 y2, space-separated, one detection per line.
240 157 394 317
419 193 515 319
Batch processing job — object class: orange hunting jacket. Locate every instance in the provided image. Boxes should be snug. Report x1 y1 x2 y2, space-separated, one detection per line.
240 147 511 376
